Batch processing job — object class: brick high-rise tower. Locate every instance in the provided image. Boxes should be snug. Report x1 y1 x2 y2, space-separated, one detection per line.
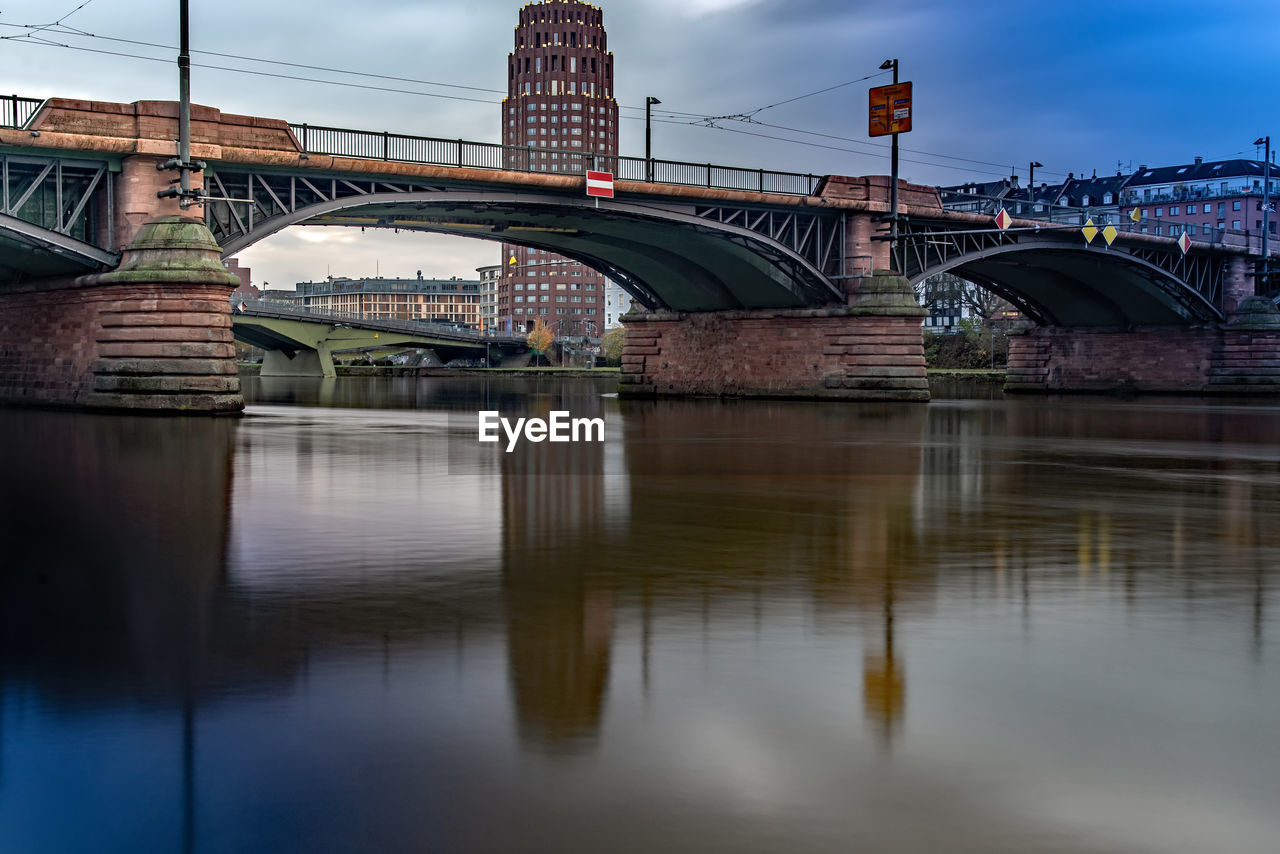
499 0 618 334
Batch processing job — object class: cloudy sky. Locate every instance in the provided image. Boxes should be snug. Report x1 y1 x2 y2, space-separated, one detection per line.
1 0 1276 286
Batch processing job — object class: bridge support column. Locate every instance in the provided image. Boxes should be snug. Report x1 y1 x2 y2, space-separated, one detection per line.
113 154 206 250
619 272 927 401
1222 255 1255 316
0 215 243 413
261 346 336 378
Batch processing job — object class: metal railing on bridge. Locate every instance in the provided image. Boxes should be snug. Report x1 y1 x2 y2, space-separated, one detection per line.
288 122 822 196
237 299 523 342
1 95 44 129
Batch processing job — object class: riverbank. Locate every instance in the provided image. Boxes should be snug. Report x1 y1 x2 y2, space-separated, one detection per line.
925 368 1006 382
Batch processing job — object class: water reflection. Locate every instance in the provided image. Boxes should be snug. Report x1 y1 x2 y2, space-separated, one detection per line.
0 387 1278 852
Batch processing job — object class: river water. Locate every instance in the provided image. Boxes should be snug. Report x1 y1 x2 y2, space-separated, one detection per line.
1 377 1278 853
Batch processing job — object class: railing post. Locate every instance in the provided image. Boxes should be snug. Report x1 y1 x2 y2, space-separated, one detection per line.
457 139 464 167
9 94 16 128
707 163 712 188
758 168 764 193
301 123 308 152
382 130 389 161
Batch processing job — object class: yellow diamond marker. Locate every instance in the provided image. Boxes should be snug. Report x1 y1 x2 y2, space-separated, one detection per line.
1102 225 1118 246
1082 218 1098 244
1129 207 1141 223
994 208 1012 230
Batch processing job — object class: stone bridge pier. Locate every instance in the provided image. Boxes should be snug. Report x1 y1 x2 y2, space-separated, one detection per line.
0 215 243 413
619 178 931 402
1005 256 1280 394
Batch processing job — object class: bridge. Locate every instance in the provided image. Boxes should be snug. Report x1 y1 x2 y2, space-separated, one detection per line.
0 94 1277 411
232 300 524 377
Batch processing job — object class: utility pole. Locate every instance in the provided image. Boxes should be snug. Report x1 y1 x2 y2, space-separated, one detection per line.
157 0 204 209
1029 161 1043 215
1255 136 1272 291
645 96 661 182
879 60 899 251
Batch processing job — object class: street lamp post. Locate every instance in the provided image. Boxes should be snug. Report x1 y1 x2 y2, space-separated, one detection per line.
1029 161 1043 217
645 96 661 182
583 319 597 367
879 60 899 251
1255 136 1271 290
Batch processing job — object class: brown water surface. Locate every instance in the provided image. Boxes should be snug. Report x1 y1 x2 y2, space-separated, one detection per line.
1 377 1277 853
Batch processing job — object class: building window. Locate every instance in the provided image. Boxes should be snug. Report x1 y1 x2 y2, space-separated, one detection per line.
1154 208 1162 217
1232 220 1241 229
1233 200 1241 211
1204 204 1211 213
1169 206 1179 216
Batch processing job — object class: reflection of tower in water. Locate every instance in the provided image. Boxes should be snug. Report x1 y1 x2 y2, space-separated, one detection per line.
499 393 613 753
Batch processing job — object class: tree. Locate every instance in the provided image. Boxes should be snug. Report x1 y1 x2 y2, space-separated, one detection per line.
601 327 625 366
915 272 965 316
526 317 554 361
917 272 1011 327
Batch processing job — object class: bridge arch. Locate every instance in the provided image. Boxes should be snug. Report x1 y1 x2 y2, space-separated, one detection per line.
903 232 1225 327
213 190 844 313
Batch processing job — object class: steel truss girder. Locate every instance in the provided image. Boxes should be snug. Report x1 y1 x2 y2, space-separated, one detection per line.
1 153 110 242
895 218 1226 321
692 205 843 278
205 169 448 247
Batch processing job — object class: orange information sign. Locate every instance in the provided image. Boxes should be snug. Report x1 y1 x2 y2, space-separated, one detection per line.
869 82 913 137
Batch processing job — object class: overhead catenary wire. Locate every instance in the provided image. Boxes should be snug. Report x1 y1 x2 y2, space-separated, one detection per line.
0 21 1069 180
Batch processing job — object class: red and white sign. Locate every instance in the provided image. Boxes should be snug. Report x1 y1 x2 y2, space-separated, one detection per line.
1178 232 1192 255
994 208 1012 230
586 170 614 198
